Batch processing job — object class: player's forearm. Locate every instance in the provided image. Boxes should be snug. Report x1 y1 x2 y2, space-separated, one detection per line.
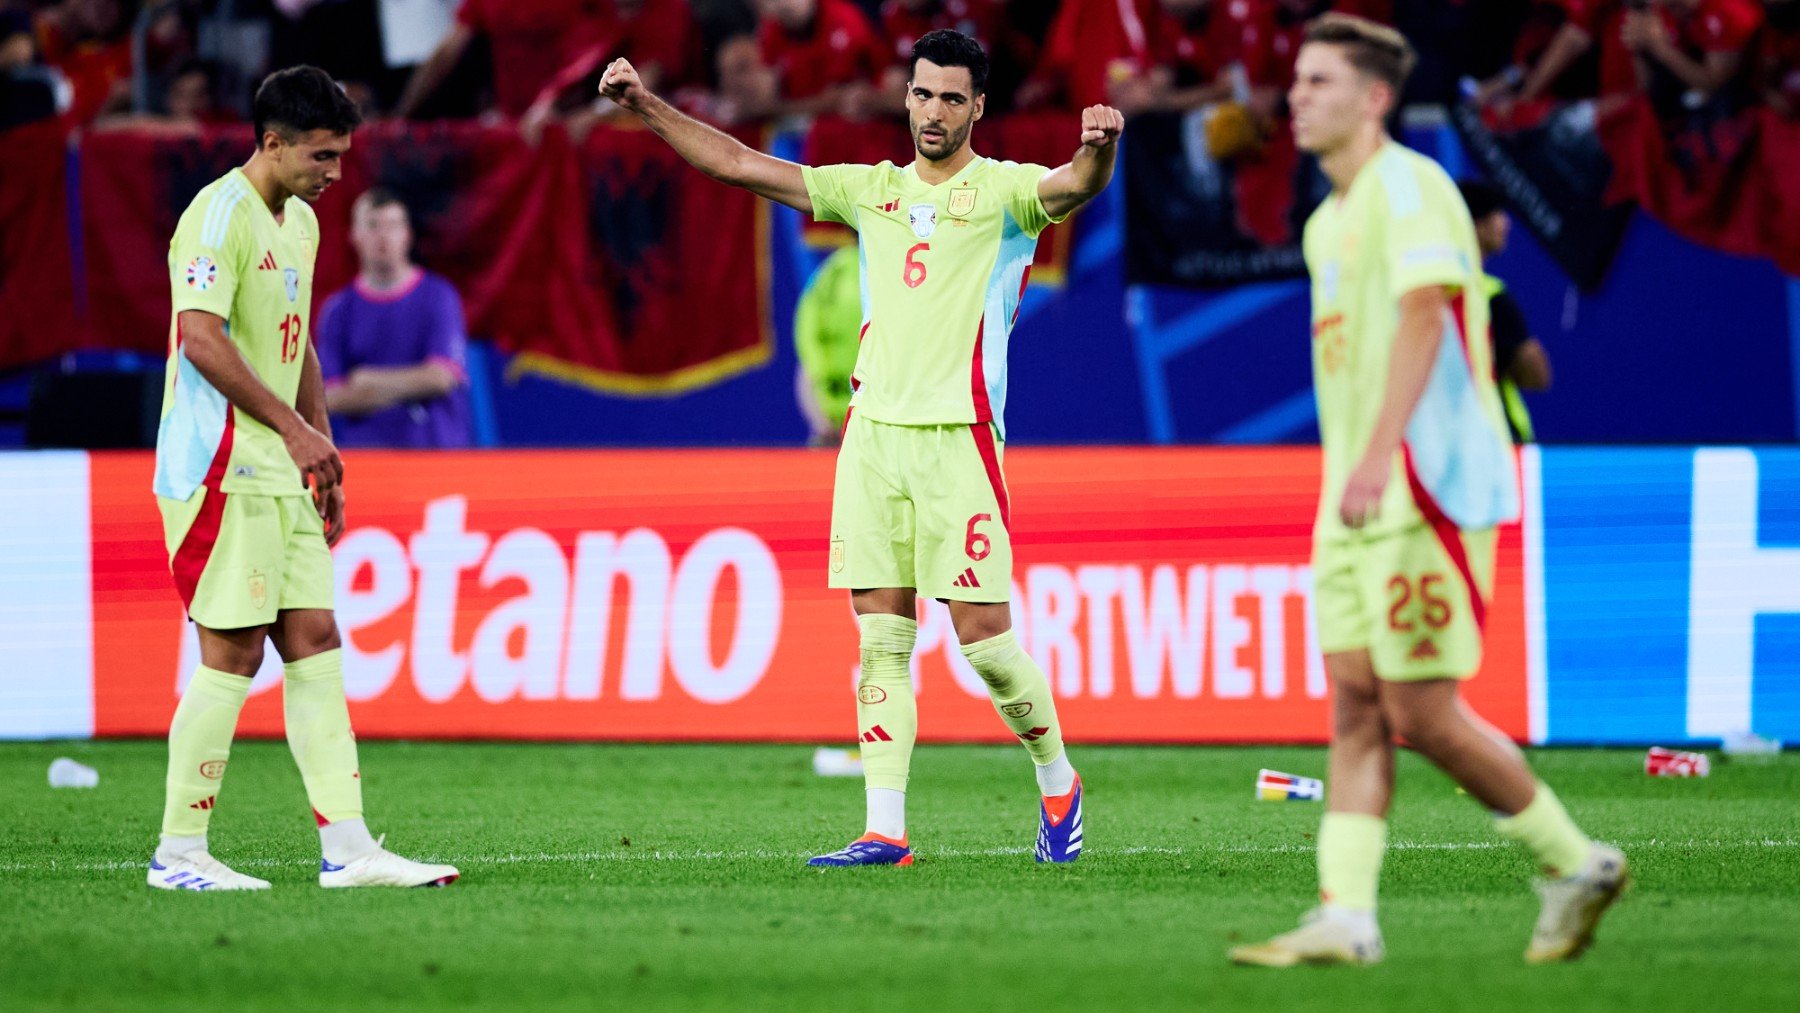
1065 143 1116 202
182 323 310 438
1361 298 1446 464
359 362 460 402
396 29 468 119
633 90 758 185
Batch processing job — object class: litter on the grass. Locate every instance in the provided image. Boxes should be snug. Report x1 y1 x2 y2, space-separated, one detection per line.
1722 730 1781 759
47 758 99 789
1256 768 1323 801
812 747 864 777
1645 747 1710 777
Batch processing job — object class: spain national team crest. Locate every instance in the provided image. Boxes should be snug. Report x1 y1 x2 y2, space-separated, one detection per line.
908 203 937 239
247 569 267 611
948 187 977 217
284 267 299 303
184 256 217 291
830 535 845 574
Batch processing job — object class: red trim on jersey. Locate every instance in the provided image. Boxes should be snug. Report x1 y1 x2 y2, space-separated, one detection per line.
313 807 331 828
170 404 236 613
1448 290 1480 382
970 423 1010 530
1011 266 1032 327
839 405 854 442
969 314 993 423
1402 444 1486 633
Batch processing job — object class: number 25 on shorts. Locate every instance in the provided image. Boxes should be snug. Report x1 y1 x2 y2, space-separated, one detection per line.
1387 573 1452 632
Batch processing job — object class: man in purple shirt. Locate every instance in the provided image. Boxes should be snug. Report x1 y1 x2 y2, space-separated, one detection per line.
318 188 472 448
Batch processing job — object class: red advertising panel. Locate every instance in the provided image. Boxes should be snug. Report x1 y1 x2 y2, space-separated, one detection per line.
89 449 1527 742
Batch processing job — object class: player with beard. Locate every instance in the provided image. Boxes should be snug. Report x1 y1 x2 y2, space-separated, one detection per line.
601 30 1121 867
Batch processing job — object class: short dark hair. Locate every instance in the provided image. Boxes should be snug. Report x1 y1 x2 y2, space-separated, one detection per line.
911 29 988 94
252 65 361 145
355 186 408 217
1303 13 1417 98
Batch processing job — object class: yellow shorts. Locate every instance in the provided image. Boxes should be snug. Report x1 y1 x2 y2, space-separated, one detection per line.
1313 523 1496 681
829 413 1012 602
157 489 334 631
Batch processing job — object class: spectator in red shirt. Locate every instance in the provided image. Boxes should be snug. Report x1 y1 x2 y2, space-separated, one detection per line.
721 0 888 121
397 0 612 119
1110 0 1243 115
35 0 131 126
1474 2 1638 123
1624 0 1766 108
876 0 1025 108
520 0 704 142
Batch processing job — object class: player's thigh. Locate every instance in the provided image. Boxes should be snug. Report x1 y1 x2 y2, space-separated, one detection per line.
828 414 914 592
1312 536 1369 656
1362 525 1494 682
277 495 335 613
160 491 286 631
912 424 1010 604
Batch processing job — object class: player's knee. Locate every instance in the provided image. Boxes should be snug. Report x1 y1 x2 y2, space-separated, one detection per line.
856 612 917 679
1383 702 1447 754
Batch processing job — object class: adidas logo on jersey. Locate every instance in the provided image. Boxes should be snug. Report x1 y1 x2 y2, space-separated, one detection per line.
880 199 902 213
860 725 893 744
258 251 278 271
1017 726 1051 742
189 795 216 811
952 567 981 589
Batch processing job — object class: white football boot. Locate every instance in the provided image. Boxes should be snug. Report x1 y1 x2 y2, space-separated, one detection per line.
1230 906 1385 967
319 836 459 888
1524 842 1629 963
147 847 271 891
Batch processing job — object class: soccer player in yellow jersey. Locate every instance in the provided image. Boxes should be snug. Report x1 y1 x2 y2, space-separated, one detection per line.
148 66 457 891
1229 15 1626 965
603 30 1121 866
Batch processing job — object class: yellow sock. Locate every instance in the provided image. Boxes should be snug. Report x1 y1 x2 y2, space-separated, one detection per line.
959 630 1065 764
1494 783 1591 877
283 649 363 824
161 666 251 837
855 614 917 793
1317 812 1387 912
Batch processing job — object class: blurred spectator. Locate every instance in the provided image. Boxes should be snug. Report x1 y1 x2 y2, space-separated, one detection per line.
396 0 606 119
876 0 1027 110
522 0 705 143
1108 0 1240 117
1625 0 1765 112
1472 2 1638 118
1460 180 1552 445
95 57 230 131
1764 0 1800 114
793 246 861 446
1 7 68 129
720 0 886 121
317 189 472 449
35 0 131 125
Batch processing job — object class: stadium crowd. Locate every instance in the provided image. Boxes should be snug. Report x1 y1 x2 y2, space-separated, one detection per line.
3 0 1793 135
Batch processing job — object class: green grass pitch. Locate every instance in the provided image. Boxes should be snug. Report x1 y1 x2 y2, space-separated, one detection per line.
2 741 1796 1010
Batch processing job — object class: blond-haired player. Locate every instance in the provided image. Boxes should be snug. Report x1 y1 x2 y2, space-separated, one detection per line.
1229 15 1626 965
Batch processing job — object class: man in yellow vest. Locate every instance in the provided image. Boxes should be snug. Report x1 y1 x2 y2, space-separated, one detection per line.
1459 180 1552 443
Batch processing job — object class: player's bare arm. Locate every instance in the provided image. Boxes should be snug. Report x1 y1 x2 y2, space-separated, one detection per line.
178 308 343 492
297 338 347 545
1337 285 1452 528
600 57 813 214
1038 105 1124 221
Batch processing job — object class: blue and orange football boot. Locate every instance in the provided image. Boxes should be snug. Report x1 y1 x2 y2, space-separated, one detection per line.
806 832 914 867
1035 774 1083 863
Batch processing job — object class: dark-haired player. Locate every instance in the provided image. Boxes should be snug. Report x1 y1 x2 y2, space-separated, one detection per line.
149 66 457 891
602 31 1121 867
